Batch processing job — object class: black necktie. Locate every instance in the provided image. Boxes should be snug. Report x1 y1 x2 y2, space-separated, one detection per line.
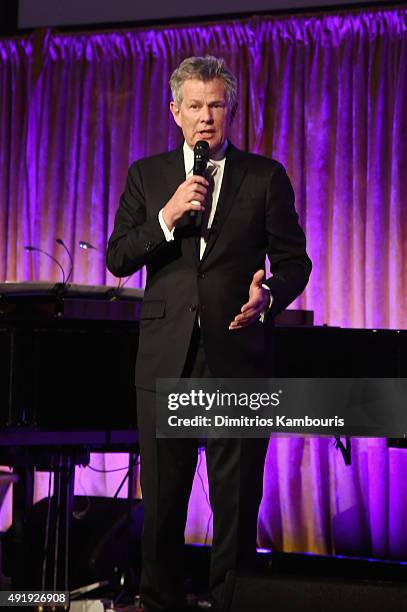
200 164 217 243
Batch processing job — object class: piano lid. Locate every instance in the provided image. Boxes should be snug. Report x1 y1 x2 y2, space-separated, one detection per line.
0 282 144 321
0 281 144 301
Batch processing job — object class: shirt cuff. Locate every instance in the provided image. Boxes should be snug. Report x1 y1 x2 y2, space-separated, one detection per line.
259 284 273 323
158 209 175 242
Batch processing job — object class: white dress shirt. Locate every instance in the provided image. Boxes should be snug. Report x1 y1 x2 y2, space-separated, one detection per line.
158 139 228 259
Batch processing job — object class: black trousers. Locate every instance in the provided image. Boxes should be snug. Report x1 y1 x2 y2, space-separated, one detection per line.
137 327 269 612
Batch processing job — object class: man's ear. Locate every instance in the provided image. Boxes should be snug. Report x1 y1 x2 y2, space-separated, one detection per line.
170 101 182 128
229 102 238 125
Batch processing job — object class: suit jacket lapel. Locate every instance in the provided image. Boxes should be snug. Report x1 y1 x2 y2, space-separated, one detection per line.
162 145 185 201
163 145 200 265
201 143 248 263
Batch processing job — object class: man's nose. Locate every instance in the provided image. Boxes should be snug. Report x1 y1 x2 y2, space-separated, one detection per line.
200 105 214 123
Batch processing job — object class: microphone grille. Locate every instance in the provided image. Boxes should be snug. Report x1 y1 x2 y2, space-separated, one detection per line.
194 140 210 153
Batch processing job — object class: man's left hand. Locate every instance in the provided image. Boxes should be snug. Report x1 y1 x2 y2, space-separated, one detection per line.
229 270 271 330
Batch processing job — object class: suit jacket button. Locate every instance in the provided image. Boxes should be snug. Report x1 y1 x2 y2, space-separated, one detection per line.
189 304 197 312
145 241 154 251
198 273 205 279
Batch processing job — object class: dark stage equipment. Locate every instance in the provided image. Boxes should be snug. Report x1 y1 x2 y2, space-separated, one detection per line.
2 496 143 591
223 570 407 612
0 282 143 589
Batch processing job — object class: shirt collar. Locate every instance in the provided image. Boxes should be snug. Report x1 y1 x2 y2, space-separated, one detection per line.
183 139 229 173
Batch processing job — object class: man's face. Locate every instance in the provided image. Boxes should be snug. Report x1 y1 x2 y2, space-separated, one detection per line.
170 78 234 155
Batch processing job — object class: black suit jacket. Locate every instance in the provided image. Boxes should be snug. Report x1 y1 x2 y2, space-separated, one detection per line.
107 143 311 390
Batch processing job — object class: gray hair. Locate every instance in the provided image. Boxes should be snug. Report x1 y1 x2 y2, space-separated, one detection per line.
170 56 237 108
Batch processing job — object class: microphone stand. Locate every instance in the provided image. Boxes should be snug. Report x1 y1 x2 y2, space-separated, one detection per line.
56 238 74 284
24 246 66 284
79 239 132 294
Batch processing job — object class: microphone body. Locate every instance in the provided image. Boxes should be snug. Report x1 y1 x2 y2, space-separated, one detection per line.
190 140 210 218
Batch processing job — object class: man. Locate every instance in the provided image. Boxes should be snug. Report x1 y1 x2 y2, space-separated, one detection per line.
107 56 311 612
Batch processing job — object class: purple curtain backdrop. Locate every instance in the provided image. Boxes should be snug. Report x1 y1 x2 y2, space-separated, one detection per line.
1 7 407 558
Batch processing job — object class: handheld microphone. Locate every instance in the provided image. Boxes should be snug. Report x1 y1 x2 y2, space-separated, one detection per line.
190 140 210 218
56 238 73 283
24 245 66 284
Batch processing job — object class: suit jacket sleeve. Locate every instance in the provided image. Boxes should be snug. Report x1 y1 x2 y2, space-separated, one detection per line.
106 161 167 277
263 162 312 316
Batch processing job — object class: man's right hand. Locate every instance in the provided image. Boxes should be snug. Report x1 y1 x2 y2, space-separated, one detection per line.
162 175 209 231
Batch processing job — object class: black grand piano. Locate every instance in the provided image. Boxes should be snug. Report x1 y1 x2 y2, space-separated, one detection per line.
1 282 406 431
0 281 143 432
